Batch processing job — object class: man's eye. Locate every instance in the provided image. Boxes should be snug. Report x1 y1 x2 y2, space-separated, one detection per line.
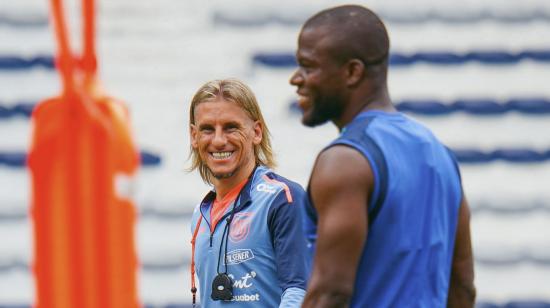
200 127 214 133
299 64 312 73
225 124 240 131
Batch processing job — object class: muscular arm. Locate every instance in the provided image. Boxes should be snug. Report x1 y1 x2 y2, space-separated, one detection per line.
302 146 373 308
447 196 476 307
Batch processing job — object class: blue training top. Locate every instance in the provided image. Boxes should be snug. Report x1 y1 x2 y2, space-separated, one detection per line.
191 166 311 307
309 110 463 307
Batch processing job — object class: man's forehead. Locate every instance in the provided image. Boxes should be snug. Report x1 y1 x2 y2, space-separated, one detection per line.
298 28 339 61
194 100 251 122
299 26 336 48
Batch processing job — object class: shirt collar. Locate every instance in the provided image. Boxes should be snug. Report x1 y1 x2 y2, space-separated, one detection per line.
198 165 264 212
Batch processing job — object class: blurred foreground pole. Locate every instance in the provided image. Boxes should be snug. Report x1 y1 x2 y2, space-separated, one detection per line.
27 0 140 307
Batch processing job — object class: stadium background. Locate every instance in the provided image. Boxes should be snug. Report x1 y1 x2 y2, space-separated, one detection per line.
1 0 550 307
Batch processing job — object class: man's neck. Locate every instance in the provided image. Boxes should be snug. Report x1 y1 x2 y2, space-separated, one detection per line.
335 87 395 130
212 163 256 201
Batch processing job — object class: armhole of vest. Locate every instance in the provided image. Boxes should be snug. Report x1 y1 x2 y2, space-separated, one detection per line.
444 146 464 205
328 136 388 226
444 146 463 184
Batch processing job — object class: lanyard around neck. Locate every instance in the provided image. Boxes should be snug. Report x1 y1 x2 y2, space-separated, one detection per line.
189 166 257 306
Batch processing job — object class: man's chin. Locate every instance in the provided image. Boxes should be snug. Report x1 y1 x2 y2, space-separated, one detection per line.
212 171 235 179
208 166 239 180
302 114 329 127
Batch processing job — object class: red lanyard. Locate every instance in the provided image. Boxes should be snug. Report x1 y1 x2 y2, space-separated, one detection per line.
190 217 202 307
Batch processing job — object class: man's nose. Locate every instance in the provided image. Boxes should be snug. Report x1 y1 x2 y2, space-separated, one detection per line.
290 69 303 86
211 128 227 147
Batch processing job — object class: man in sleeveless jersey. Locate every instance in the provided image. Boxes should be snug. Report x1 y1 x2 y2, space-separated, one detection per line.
289 5 476 307
188 78 310 307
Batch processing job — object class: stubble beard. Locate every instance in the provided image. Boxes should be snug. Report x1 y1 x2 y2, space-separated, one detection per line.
303 99 340 127
302 115 328 127
208 164 240 180
211 171 235 179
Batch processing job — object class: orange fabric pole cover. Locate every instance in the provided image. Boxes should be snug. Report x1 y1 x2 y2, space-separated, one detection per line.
29 0 141 307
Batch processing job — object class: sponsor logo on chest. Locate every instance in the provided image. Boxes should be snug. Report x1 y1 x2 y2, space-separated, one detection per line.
228 271 257 289
225 249 255 265
256 183 277 194
232 293 260 302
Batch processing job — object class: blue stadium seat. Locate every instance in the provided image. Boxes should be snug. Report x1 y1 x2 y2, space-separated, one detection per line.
0 55 54 70
0 151 162 167
505 301 550 308
252 49 550 68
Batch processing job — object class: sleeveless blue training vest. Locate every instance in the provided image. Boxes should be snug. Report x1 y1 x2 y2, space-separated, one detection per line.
310 110 463 307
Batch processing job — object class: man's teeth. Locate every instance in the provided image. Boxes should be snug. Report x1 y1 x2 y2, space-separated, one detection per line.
212 152 232 159
297 95 308 106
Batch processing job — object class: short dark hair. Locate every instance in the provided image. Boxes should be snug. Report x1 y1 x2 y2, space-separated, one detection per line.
303 5 389 66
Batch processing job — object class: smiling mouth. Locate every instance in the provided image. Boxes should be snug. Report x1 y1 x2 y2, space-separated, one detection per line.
297 94 311 109
211 151 233 160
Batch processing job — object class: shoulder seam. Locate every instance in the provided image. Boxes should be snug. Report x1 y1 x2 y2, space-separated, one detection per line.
262 174 293 203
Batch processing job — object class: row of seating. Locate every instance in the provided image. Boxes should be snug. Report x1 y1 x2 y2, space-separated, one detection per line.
0 14 48 28
0 151 161 167
0 56 53 70
5 4 550 31
288 98 550 116
253 50 550 68
2 49 550 71
396 99 550 115
2 148 549 167
0 103 34 118
2 97 549 121
452 149 550 163
213 9 550 26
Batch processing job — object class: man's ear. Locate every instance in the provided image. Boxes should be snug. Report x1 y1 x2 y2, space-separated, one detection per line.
252 121 263 145
346 59 365 87
190 124 198 148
